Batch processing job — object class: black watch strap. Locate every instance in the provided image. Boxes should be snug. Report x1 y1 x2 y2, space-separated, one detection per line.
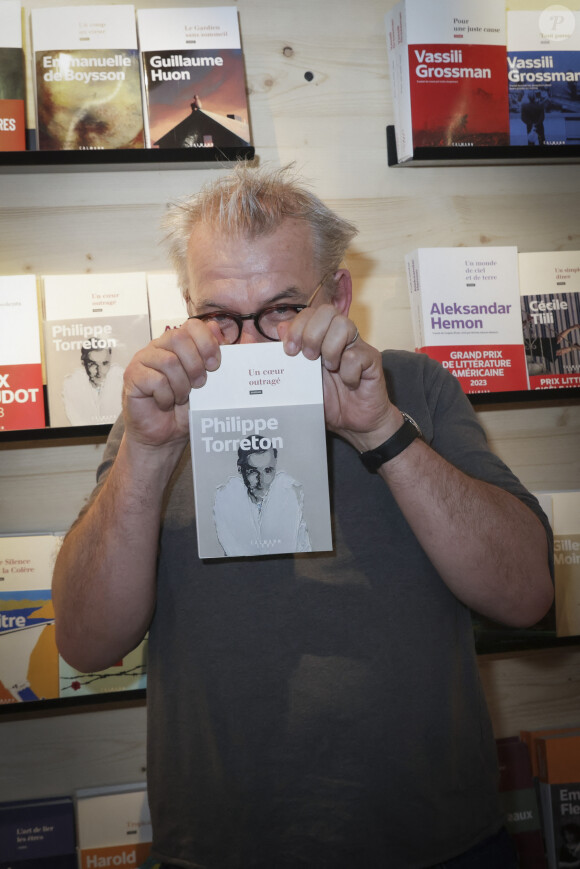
360 412 422 473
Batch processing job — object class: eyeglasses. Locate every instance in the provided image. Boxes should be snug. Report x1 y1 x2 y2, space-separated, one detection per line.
188 273 330 345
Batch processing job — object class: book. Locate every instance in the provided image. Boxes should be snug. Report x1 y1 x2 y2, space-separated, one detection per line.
0 275 46 431
0 533 63 705
536 730 580 869
385 0 509 163
496 737 548 868
507 11 580 147
146 272 188 339
0 795 76 868
405 246 529 394
519 251 580 390
0 0 26 151
58 635 147 698
75 782 152 869
552 491 580 638
42 273 150 428
188 342 332 559
136 6 251 150
30 4 145 151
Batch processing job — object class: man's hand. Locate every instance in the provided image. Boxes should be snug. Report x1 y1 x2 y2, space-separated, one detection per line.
121 319 223 448
279 304 400 452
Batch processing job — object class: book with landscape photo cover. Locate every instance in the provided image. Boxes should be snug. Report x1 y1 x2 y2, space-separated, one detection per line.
189 342 332 559
507 10 580 147
30 4 145 150
137 5 251 150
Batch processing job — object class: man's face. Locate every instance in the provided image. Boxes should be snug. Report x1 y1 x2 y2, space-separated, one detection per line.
185 218 323 343
240 449 277 502
83 349 112 387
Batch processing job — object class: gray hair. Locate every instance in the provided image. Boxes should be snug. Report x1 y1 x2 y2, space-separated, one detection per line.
161 163 358 297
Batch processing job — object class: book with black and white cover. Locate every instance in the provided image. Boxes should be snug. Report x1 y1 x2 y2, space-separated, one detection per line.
0 275 46 431
136 6 251 150
552 490 580 638
75 782 152 869
189 342 332 559
405 247 528 394
0 0 26 151
0 533 63 705
385 0 509 163
146 272 188 339
507 10 580 147
519 251 580 390
0 794 77 868
30 4 145 150
42 273 150 428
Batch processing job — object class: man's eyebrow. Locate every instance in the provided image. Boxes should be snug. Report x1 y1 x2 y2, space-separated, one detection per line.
196 287 306 311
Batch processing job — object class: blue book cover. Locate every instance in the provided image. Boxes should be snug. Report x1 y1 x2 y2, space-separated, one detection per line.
0 796 76 865
508 11 580 146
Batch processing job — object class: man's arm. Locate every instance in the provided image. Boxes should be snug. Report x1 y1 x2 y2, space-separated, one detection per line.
281 301 554 628
52 321 223 672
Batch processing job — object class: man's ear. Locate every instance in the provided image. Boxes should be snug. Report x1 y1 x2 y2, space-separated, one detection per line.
331 269 352 317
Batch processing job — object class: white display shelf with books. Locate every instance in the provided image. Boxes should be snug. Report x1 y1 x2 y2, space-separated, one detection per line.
387 124 580 167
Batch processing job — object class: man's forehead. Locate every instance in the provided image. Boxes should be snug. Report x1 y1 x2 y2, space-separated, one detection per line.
247 450 276 467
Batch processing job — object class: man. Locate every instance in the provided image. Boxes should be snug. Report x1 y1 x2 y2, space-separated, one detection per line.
62 345 124 426
52 164 554 869
213 445 311 556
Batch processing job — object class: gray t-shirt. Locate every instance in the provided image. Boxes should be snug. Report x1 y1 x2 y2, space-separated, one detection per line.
94 350 552 869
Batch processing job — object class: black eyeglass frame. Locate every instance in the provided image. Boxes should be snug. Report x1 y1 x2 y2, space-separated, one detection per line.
187 273 331 345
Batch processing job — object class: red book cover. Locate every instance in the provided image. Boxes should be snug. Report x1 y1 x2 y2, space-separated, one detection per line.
386 0 509 162
0 0 26 151
0 276 45 431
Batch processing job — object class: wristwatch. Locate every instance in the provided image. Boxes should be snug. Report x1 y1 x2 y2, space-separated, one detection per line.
359 412 423 473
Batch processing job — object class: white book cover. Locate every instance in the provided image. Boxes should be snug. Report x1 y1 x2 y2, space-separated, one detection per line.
405 246 529 394
385 0 509 162
189 342 332 559
30 4 145 150
552 491 580 638
146 272 188 339
42 272 150 428
507 10 580 146
0 275 45 431
0 0 26 151
137 5 250 149
519 251 580 390
0 533 63 705
75 783 152 869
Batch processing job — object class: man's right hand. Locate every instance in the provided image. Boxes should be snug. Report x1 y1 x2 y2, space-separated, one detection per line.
121 319 223 448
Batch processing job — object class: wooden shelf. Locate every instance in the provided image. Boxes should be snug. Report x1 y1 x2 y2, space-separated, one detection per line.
1 387 578 444
386 125 580 168
0 142 255 173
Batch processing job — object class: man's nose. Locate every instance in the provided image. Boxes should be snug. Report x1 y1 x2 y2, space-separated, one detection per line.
239 320 268 344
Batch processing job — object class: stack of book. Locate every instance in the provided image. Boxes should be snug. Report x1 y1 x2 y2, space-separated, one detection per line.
386 1 580 162
0 3 252 155
405 247 580 395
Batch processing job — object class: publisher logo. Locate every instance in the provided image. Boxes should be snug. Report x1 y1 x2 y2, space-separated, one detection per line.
539 5 576 41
